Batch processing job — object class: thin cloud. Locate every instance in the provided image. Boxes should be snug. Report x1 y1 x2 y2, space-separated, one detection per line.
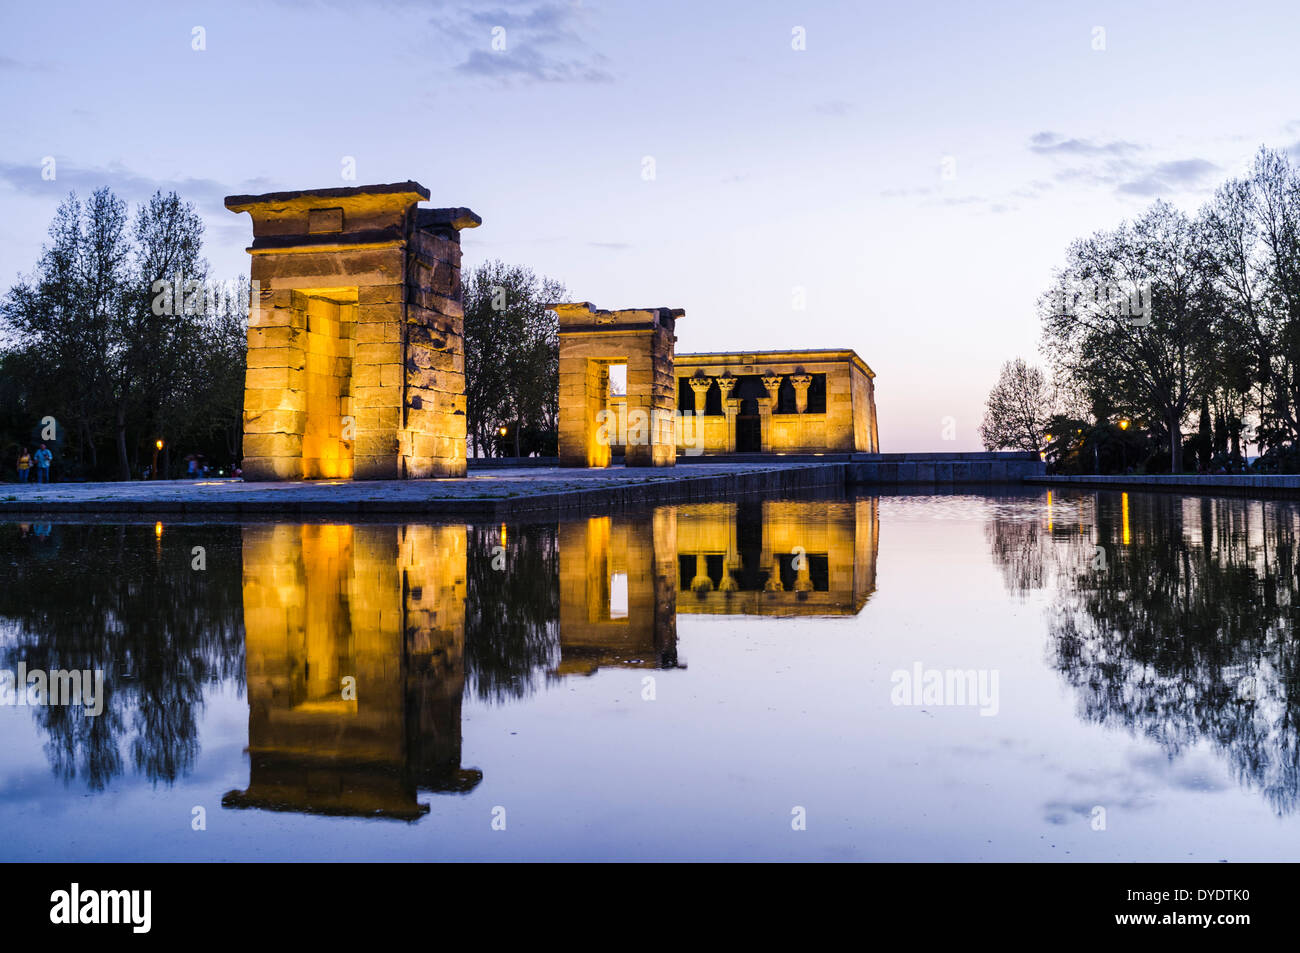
1116 158 1219 195
457 46 611 83
433 1 612 85
0 159 278 242
0 56 53 73
1029 131 1141 157
1029 132 1218 198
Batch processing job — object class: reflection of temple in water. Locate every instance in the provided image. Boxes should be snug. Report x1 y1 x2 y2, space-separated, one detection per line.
557 510 680 676
675 500 878 616
222 499 881 817
556 499 879 675
223 524 481 821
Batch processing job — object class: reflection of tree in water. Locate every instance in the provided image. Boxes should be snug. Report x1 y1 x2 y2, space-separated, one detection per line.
0 523 245 790
990 492 1300 814
986 512 1051 596
464 522 559 701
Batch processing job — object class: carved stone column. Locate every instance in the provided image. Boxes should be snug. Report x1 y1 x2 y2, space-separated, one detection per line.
683 377 712 456
759 374 781 452
688 377 712 408
756 396 774 452
789 375 813 414
716 376 738 453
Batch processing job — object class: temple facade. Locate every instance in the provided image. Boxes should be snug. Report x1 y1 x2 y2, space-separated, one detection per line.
553 301 880 467
674 349 879 456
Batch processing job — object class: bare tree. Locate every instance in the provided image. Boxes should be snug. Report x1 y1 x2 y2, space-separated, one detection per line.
979 358 1052 453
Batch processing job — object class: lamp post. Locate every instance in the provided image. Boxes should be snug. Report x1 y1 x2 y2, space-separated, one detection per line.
498 425 508 459
152 439 164 480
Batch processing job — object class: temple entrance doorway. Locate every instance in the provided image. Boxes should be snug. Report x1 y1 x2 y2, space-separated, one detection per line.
736 410 761 453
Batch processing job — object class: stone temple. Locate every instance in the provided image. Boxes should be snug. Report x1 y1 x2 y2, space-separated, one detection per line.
553 300 880 467
227 182 479 481
227 180 878 479
673 349 878 456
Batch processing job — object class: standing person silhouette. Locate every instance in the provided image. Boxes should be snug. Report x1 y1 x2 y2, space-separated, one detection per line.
33 444 52 483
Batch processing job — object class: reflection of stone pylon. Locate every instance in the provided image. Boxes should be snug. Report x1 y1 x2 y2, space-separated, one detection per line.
556 510 680 674
224 522 479 821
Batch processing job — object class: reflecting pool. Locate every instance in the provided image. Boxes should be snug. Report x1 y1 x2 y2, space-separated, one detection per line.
1 489 1298 860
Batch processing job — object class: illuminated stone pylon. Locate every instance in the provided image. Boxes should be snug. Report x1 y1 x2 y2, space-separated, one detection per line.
226 182 480 480
552 302 683 467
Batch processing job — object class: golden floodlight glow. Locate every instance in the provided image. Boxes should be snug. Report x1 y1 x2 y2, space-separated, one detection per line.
1118 418 1130 430
156 439 164 450
499 426 508 436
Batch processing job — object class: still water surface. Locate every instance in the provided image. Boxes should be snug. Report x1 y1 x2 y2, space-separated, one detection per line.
1 489 1297 860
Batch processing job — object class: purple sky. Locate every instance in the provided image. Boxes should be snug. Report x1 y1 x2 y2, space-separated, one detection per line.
3 0 1298 450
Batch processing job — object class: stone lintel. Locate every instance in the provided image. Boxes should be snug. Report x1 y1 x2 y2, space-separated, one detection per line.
247 227 405 253
224 181 431 212
676 348 875 379
550 302 685 333
416 207 483 231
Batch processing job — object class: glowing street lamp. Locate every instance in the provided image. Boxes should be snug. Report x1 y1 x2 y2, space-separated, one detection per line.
152 439 164 480
1118 418 1130 431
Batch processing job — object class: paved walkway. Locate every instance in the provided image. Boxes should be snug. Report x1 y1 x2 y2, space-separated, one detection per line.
0 462 846 518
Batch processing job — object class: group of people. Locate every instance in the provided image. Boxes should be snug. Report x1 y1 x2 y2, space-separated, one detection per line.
185 454 216 478
13 445 238 483
15 445 52 483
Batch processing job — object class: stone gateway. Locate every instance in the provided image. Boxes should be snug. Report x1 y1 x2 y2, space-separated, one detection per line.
227 182 479 481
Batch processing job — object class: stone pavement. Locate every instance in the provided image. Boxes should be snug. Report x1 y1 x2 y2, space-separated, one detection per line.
0 462 846 518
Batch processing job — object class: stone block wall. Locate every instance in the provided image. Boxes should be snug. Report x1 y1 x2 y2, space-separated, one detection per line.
403 213 470 478
227 182 479 481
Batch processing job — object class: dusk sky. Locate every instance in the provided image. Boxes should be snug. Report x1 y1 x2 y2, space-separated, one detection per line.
3 0 1298 451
